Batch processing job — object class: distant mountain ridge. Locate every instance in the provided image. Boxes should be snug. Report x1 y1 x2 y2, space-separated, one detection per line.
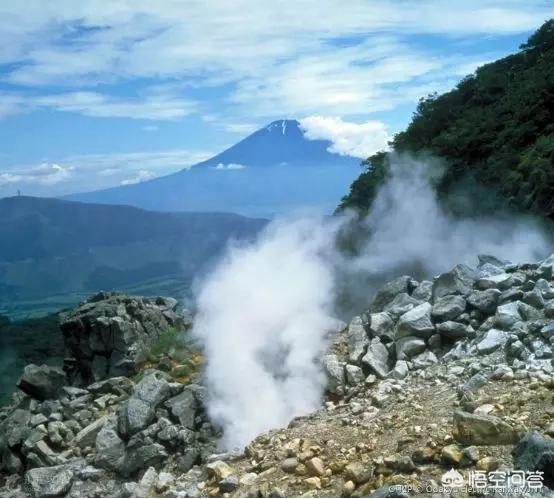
0 196 265 318
65 120 360 217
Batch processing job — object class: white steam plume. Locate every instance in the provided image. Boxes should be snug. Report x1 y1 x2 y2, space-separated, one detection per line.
192 217 342 451
353 154 549 275
192 153 550 451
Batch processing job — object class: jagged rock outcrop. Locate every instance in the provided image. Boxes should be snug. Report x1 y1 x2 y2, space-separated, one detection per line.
60 292 190 385
0 293 213 498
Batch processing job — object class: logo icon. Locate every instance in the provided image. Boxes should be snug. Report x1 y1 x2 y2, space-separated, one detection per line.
442 468 465 488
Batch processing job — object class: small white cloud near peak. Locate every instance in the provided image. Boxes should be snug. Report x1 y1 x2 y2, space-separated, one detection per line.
299 116 392 158
214 163 246 171
120 169 157 185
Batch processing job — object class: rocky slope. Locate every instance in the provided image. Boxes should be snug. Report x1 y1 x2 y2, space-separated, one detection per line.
2 255 554 497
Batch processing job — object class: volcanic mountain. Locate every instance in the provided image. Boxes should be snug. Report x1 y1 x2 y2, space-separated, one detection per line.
65 120 360 217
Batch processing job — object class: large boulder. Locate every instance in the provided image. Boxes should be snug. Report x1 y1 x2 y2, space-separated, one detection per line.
361 338 391 378
24 465 74 497
95 426 126 471
60 293 189 385
512 431 554 488
323 355 345 395
436 321 468 340
165 387 198 430
467 289 500 315
395 336 426 359
368 312 395 342
495 301 524 329
118 371 172 437
453 411 518 445
371 276 413 313
432 264 477 300
431 295 466 322
384 293 422 320
17 364 67 401
347 316 369 363
396 303 434 339
476 329 509 354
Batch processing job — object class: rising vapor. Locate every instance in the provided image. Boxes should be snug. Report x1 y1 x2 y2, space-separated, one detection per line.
192 153 550 450
192 217 343 450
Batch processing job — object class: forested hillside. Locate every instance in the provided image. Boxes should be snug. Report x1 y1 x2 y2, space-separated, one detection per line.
0 196 265 318
339 20 554 218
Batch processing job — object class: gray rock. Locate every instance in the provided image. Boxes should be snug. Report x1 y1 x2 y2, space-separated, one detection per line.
118 371 171 437
499 288 524 305
371 276 412 312
17 365 67 401
477 329 508 354
467 289 500 315
436 321 468 340
118 397 154 437
391 360 409 380
395 336 426 359
478 263 504 277
1 408 31 449
123 443 167 477
74 416 108 449
24 465 74 497
523 289 545 309
368 312 395 342
540 321 554 339
396 303 434 339
478 254 510 268
60 293 188 385
384 293 422 319
535 279 554 299
432 264 477 300
453 411 518 445
347 316 369 363
538 253 554 279
512 431 554 487
133 371 172 407
165 388 198 429
95 426 125 471
345 365 365 385
427 333 442 350
459 372 490 394
88 376 134 395
412 280 432 302
495 301 523 329
476 273 514 291
432 295 466 322
545 300 554 319
323 355 345 394
411 350 438 369
361 338 391 378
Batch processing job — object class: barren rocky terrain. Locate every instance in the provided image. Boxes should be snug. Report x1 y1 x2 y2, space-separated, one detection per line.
2 254 554 497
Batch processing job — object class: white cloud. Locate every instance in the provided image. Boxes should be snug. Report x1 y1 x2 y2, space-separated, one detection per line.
214 162 246 170
300 116 391 158
0 1 548 119
34 91 196 120
120 169 157 185
0 148 213 197
0 163 73 185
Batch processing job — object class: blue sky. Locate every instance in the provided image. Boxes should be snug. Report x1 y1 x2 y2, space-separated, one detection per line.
0 0 551 197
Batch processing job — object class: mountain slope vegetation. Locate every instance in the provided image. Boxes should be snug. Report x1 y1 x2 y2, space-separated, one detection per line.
339 20 554 219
